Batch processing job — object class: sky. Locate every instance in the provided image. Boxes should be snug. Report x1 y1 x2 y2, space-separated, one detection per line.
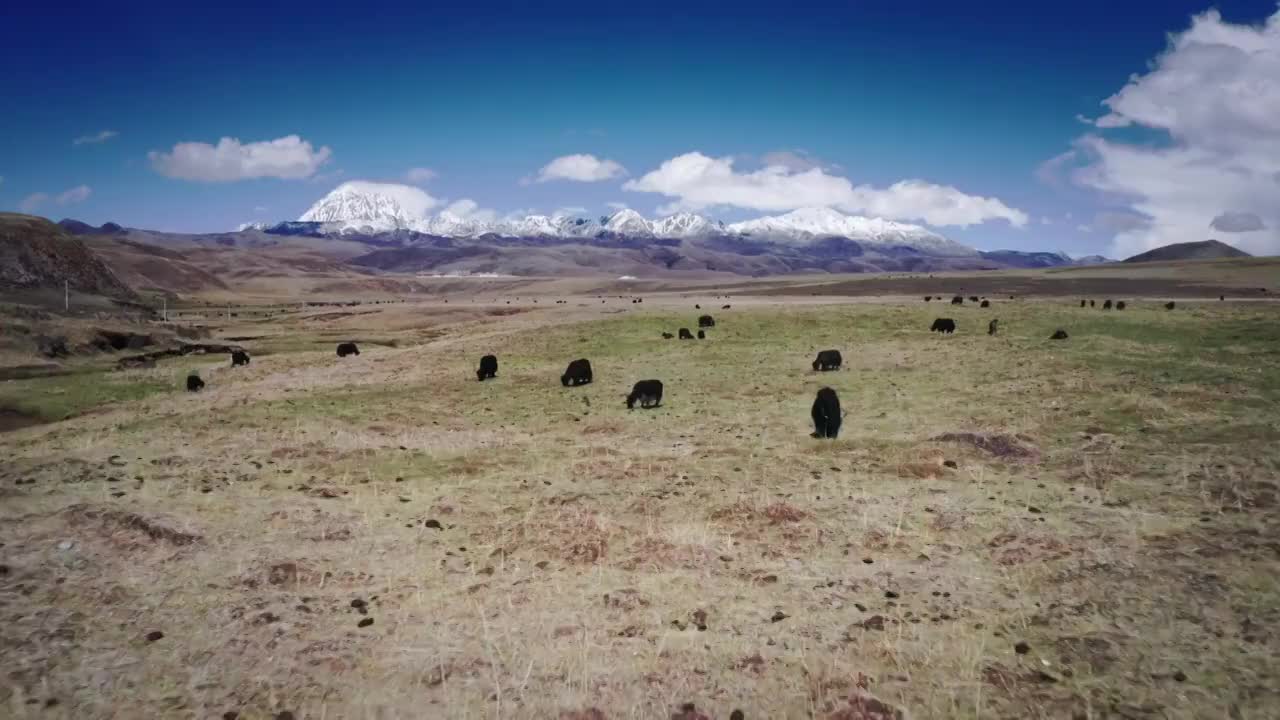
1 0 1278 258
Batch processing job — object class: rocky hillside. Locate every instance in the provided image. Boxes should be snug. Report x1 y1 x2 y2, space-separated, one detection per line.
0 214 136 301
1123 239 1251 263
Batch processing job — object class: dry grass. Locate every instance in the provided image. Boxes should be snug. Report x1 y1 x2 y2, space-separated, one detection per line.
1 294 1278 719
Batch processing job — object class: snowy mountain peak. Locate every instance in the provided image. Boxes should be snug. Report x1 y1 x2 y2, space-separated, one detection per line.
726 206 974 256
299 181 437 233
604 208 653 236
653 211 718 238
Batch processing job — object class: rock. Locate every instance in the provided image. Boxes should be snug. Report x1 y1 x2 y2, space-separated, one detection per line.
859 615 886 631
943 460 958 468
222 712 239 720
276 713 295 720
1174 670 1187 682
770 611 788 623
730 711 744 720
1015 641 1031 654
358 618 374 628
145 630 164 642
423 519 443 530
884 590 899 599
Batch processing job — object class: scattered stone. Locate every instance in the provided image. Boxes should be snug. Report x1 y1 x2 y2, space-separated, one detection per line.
275 713 295 720
859 615 886 631
145 630 164 642
358 617 374 628
884 590 899 599
222 713 239 720
1027 506 1043 514
863 558 873 564
1015 641 1031 654
423 519 443 530
943 460 958 469
44 699 59 708
1174 670 1187 682
398 496 410 503
351 598 368 613
731 711 744 720
770 611 789 623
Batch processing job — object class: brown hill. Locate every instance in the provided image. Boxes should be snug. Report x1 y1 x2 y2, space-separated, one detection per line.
0 213 136 301
1123 239 1251 263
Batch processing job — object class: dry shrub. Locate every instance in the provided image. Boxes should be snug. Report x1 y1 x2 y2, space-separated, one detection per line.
617 536 719 571
931 432 1040 462
711 500 807 525
495 508 614 565
63 504 201 548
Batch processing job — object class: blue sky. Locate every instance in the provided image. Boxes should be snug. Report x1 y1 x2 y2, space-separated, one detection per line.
2 0 1278 257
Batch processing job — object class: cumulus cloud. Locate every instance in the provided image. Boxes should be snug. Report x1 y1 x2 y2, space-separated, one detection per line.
760 149 838 173
533 154 627 183
1034 150 1078 187
605 201 629 211
440 198 497 223
73 130 118 145
149 135 332 182
623 151 1027 228
1210 210 1266 233
405 167 437 184
17 185 90 214
19 193 49 213
57 185 91 205
1069 8 1280 257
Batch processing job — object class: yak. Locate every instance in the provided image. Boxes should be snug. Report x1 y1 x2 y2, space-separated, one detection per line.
476 354 498 381
698 315 715 328
980 300 990 308
1165 301 1176 310
951 296 964 305
186 374 205 392
1050 329 1069 340
626 379 663 409
231 350 250 367
662 332 674 339
812 349 842 371
930 318 957 334
337 342 360 357
679 328 694 340
697 330 706 339
1102 300 1113 310
1116 301 1127 310
561 358 593 387
811 387 841 439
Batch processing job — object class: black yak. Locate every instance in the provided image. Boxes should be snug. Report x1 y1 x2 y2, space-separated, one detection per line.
721 304 731 309
968 296 979 303
337 342 360 357
186 374 205 392
1102 300 1113 310
930 318 957 334
1165 301 1176 310
698 315 715 328
1116 301 1127 310
1050 329 1069 340
561 358 593 386
1080 299 1087 308
812 349 842 371
231 350 250 367
1090 300 1096 307
662 332 674 339
924 295 933 302
988 319 999 336
477 354 498 381
951 296 964 305
679 328 694 340
980 300 990 308
811 387 841 439
697 330 706 339
626 379 663 409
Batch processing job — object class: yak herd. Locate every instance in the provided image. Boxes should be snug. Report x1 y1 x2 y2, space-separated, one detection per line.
182 296 1183 438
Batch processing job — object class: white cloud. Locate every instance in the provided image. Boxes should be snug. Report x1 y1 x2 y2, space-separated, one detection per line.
554 206 588 217
1070 8 1280 257
19 193 49 213
56 185 91 205
149 135 332 182
73 130 118 145
760 149 837 173
1040 216 1053 225
534 154 627 183
623 151 1027 228
1210 210 1266 233
1035 150 1078 187
440 198 497 223
606 201 629 211
405 167 437 184
17 185 90 214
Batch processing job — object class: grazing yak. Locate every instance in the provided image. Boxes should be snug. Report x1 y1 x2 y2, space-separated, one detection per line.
1220 295 1225 301
811 387 841 439
930 318 957 334
980 300 990 308
1116 301 1127 310
626 379 663 409
1090 300 1096 307
924 295 933 302
561 358 593 386
1102 300 1113 310
679 328 694 340
721 304 731 309
951 296 964 305
697 330 706 339
186 374 205 392
988 319 999 336
231 350 250 367
661 332 674 339
1080 299 1087 308
1051 329 1069 340
476 354 498 381
698 315 715 328
337 342 360 357
968 296 979 303
812 349 842 372
1165 301 1176 310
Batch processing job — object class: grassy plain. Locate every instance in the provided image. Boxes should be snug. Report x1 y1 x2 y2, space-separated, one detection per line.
1 292 1278 719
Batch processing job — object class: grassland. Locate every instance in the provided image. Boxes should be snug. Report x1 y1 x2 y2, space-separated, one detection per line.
1 295 1278 719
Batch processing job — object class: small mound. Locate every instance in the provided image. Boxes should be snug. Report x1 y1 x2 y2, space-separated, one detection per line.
931 432 1040 461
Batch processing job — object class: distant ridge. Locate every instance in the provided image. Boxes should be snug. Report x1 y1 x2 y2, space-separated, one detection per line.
58 218 126 236
0 213 136 300
1123 239 1250 264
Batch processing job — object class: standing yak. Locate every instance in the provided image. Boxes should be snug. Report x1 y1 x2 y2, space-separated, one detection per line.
811 387 841 439
626 380 663 409
930 318 957 334
697 330 706 339
951 296 964 305
812 349 842 371
561 358 593 386
337 342 360 357
476 354 498 381
698 315 715 328
230 350 250 367
678 328 694 340
186 374 205 392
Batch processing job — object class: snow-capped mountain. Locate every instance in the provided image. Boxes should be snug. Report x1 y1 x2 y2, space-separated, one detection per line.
726 207 973 256
285 182 979 256
236 221 267 232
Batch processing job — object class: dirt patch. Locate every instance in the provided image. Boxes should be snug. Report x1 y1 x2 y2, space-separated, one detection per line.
64 504 202 547
0 407 47 432
931 432 1040 462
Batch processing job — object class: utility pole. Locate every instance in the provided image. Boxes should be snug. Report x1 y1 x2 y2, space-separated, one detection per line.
163 297 168 322
64 280 69 312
